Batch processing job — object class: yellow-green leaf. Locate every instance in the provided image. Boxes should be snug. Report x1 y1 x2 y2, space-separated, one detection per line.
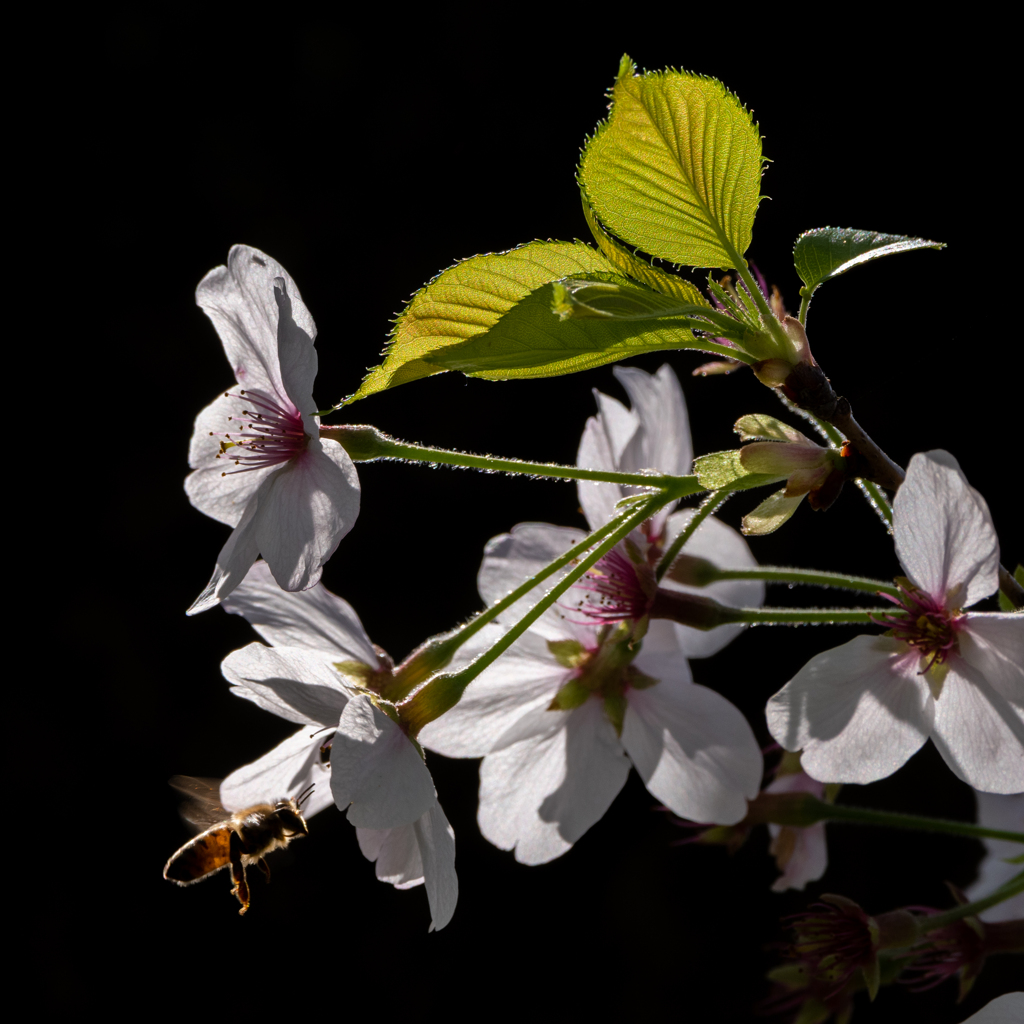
579 55 763 269
742 489 803 535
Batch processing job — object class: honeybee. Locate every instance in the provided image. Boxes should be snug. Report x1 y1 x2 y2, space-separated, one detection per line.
163 776 312 914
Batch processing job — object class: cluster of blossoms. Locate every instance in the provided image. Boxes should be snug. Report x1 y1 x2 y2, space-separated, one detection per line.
176 246 1022 1018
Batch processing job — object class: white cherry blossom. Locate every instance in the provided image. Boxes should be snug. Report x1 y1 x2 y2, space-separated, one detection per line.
420 366 763 863
217 561 456 930
764 769 828 892
186 246 360 615
767 451 1024 794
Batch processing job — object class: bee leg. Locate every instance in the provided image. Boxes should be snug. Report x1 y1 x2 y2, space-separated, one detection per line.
257 857 271 883
228 830 250 915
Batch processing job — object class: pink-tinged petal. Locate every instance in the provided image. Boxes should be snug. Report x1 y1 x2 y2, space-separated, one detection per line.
418 629 567 758
766 635 934 785
356 822 424 888
330 696 436 829
930 657 1024 794
477 523 590 641
960 614 1024 706
222 560 379 664
965 792 1024 922
220 727 334 819
414 800 458 932
622 678 761 824
254 443 360 593
220 643 352 726
477 698 630 864
958 994 1024 1023
894 451 999 608
577 391 641 530
187 499 262 615
185 392 275 526
660 510 765 658
765 773 828 892
196 245 315 400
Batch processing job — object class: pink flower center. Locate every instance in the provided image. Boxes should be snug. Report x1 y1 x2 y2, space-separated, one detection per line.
872 580 964 673
564 548 654 625
212 389 309 475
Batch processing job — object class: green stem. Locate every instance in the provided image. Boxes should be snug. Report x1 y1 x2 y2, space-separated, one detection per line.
713 567 899 598
397 494 671 733
856 479 894 530
797 289 812 326
655 489 731 581
919 871 1024 933
383 513 627 702
819 801 1024 844
320 425 701 496
726 607 892 625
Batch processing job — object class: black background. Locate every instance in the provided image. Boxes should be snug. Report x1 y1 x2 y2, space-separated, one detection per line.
43 11 1021 1019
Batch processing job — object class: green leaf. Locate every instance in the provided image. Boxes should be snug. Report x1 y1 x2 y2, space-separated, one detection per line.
742 489 803 536
349 241 618 401
734 414 810 444
693 450 780 491
579 55 763 269
552 276 717 322
349 242 742 400
794 227 945 298
580 191 711 306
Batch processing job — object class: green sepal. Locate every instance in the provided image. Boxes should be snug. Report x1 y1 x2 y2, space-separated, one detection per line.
794 227 944 302
580 55 763 268
694 449 780 491
625 664 660 689
734 414 811 444
1002 564 1024 611
549 677 592 711
333 660 380 686
546 639 587 669
603 692 628 735
1004 852 1024 865
742 488 804 536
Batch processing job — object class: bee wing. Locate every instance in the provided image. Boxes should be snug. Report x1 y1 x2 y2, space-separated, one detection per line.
164 824 233 885
169 775 230 832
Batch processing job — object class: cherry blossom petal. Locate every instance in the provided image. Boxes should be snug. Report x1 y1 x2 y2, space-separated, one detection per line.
965 792 1024 922
766 635 934 785
614 364 692 480
186 391 275 527
357 821 424 888
765 773 828 892
418 629 567 758
414 800 458 932
222 560 379 664
477 523 591 642
660 510 765 658
254 442 360 593
196 245 314 399
893 451 999 608
958 993 1024 1023
477 699 630 864
220 726 335 818
269 272 319 418
220 643 352 726
577 391 641 529
330 696 436 829
930 657 1024 794
622 676 761 824
960 614 1024 706
188 500 262 615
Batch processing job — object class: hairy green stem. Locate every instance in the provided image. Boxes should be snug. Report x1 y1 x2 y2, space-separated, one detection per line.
655 489 731 580
920 871 1024 933
713 566 899 597
398 494 671 733
725 607 892 625
321 425 701 495
820 801 1024 844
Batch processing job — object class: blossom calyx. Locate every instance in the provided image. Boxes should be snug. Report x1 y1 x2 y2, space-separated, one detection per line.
648 589 742 629
320 423 394 462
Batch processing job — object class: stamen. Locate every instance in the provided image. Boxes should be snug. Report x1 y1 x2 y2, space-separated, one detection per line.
210 388 309 475
564 548 652 625
871 581 963 672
